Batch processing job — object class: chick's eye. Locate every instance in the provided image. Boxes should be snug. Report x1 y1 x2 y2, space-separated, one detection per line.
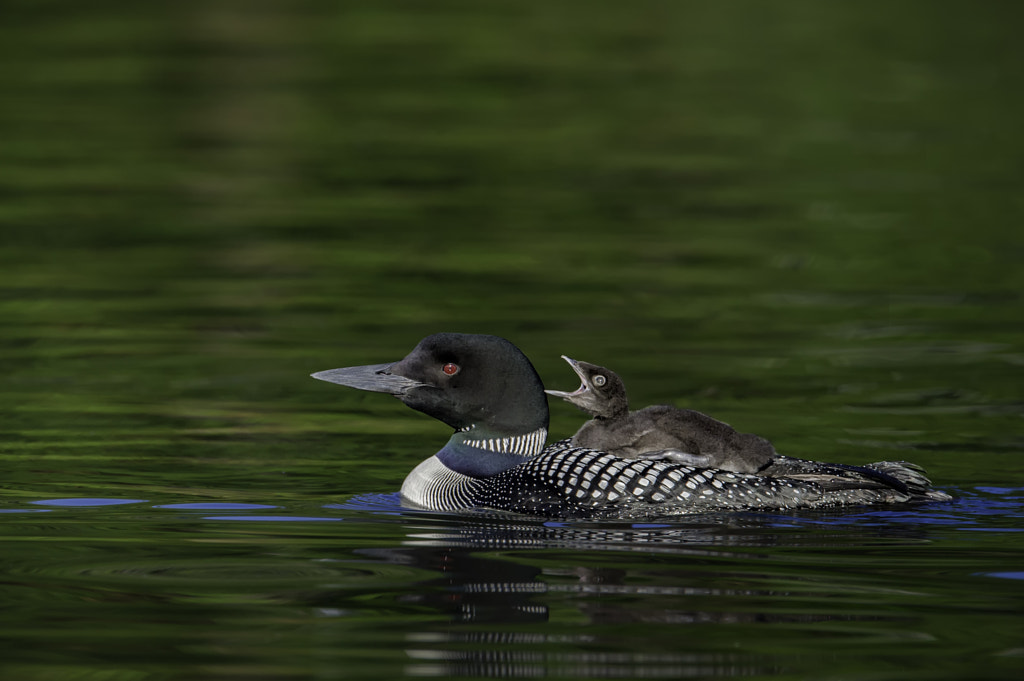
442 363 460 376
593 375 607 387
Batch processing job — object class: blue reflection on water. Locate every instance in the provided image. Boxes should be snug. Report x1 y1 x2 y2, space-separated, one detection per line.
976 486 1024 494
980 571 1024 580
15 485 1019 536
746 485 1021 532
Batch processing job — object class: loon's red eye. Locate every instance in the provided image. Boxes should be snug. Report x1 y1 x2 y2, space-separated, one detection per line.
442 363 459 376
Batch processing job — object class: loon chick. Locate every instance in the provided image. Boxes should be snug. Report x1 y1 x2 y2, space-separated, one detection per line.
312 333 950 519
544 356 776 474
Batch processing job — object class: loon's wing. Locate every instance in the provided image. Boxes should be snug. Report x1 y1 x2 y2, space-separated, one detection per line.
474 442 821 518
470 442 949 519
758 456 905 491
759 455 951 501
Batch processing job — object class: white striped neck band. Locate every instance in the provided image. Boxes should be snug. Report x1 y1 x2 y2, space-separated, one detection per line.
458 426 548 457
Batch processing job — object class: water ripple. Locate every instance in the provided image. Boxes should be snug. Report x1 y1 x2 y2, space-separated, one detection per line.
328 493 408 515
29 498 148 507
203 515 344 522
153 502 278 510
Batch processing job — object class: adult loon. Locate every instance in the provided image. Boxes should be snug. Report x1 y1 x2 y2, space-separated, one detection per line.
545 356 777 474
312 333 950 519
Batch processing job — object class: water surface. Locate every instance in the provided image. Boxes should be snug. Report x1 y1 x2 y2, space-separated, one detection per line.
2 1 1023 679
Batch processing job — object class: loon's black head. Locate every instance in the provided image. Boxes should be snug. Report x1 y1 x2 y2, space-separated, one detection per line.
545 356 628 419
312 333 549 437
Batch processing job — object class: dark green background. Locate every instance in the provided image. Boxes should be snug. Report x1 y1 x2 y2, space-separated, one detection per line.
2 2 1023 679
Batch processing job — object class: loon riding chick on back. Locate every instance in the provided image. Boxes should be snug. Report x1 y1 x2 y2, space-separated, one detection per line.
543 355 922 491
545 356 777 474
312 333 950 519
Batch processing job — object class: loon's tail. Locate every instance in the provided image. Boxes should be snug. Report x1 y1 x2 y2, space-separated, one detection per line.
858 460 953 502
761 456 952 503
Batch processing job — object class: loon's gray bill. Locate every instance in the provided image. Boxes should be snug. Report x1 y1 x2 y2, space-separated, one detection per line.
311 363 427 395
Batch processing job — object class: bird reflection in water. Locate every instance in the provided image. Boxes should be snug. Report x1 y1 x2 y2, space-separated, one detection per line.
334 514 923 678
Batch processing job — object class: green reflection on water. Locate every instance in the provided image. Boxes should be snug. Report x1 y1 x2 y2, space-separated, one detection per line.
2 1 1024 680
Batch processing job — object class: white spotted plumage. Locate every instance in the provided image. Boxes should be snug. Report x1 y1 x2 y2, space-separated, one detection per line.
400 436 948 518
